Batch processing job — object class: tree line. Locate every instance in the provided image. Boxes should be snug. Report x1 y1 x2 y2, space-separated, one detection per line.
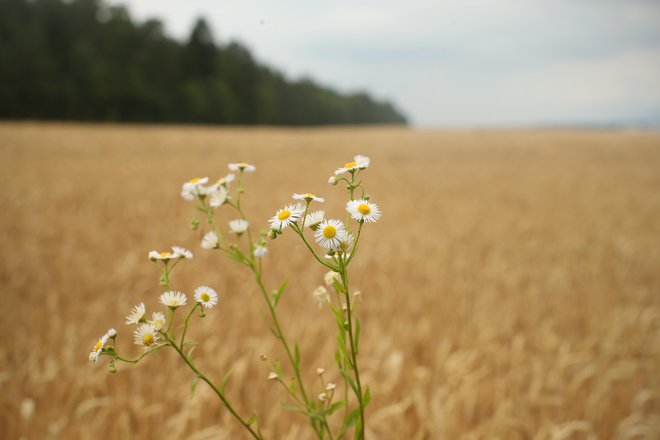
0 0 407 125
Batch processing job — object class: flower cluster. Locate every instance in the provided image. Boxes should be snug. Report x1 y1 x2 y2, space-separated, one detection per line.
88 155 379 440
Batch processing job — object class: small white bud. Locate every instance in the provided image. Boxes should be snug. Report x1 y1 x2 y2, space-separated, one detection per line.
268 372 278 381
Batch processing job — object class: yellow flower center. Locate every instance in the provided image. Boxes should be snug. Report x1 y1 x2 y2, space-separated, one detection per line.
304 193 315 198
237 162 249 168
357 203 371 215
94 340 103 351
344 161 357 168
278 210 291 220
143 333 155 346
189 178 201 184
339 241 350 251
201 292 211 302
323 225 337 239
160 252 169 258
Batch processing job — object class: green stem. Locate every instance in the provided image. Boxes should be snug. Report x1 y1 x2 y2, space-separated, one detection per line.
179 303 200 350
166 335 262 440
338 259 365 439
291 223 337 271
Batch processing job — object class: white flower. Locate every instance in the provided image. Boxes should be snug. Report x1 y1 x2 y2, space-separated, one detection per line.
194 286 218 309
314 219 346 250
253 245 268 258
216 173 235 186
316 368 325 375
228 219 250 235
303 210 325 229
324 271 340 286
160 291 187 309
337 231 355 253
313 285 330 308
148 312 166 331
228 162 256 172
334 155 370 175
125 302 146 325
326 382 336 391
318 392 328 402
134 323 159 351
172 246 193 259
149 250 177 261
328 176 338 186
293 193 325 203
209 186 228 208
269 204 303 231
346 199 381 223
106 328 117 338
181 177 209 200
268 372 278 381
89 332 111 362
201 231 219 250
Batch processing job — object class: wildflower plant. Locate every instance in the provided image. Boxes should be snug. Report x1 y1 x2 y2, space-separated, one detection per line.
89 155 380 439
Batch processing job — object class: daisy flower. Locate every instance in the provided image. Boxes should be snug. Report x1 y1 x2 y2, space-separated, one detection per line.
228 162 256 172
134 323 159 351
269 204 303 231
293 193 325 203
125 302 146 325
334 155 370 175
228 219 250 235
313 285 330 308
216 173 235 187
160 291 187 309
209 186 228 208
337 230 355 253
314 219 346 250
172 246 193 259
303 210 325 230
253 244 268 257
148 312 166 331
149 250 177 261
181 177 209 200
194 286 218 309
201 231 219 249
89 332 111 362
346 199 381 223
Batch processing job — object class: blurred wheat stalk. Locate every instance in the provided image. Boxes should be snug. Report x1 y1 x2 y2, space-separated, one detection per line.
1 123 658 439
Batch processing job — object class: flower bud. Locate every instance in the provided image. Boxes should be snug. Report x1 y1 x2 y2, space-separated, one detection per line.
268 229 278 240
268 372 278 381
328 176 338 186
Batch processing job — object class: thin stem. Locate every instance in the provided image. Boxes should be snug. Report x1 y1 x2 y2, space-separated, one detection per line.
179 303 200 350
291 223 337 271
338 259 365 439
166 335 262 440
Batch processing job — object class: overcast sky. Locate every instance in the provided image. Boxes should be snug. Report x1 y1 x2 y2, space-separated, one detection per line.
117 0 660 127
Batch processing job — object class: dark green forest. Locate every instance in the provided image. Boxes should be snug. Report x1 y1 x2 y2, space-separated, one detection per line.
0 0 407 125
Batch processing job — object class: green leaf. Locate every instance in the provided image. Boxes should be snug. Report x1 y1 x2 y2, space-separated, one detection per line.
325 401 345 416
289 378 297 396
220 369 233 393
273 360 284 377
186 345 197 359
281 402 306 415
340 370 359 395
345 407 360 428
363 386 371 407
272 279 289 307
190 376 200 398
246 411 257 426
332 278 345 293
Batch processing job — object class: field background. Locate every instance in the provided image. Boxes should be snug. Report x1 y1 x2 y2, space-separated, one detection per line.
1 123 659 439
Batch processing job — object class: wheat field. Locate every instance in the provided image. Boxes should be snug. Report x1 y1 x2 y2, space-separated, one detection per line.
1 123 659 439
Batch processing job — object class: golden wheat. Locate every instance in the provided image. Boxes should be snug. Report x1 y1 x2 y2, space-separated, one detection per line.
1 123 659 439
